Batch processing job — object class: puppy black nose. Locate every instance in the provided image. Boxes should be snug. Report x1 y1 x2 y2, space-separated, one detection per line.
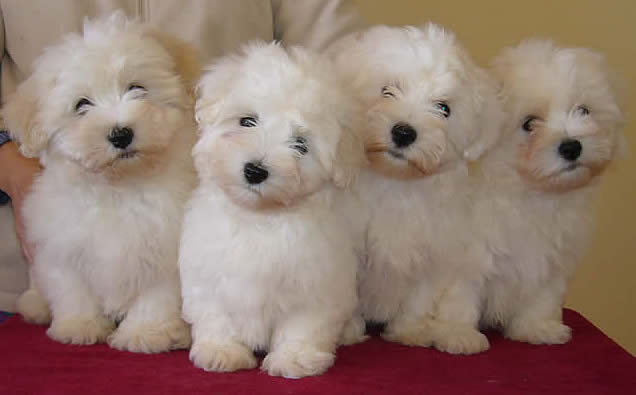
244 162 269 185
391 123 417 148
558 139 582 161
107 127 134 149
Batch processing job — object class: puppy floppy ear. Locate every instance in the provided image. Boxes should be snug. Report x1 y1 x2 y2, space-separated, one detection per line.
567 47 628 160
194 54 241 127
332 124 366 188
463 69 504 161
144 30 201 95
2 74 51 158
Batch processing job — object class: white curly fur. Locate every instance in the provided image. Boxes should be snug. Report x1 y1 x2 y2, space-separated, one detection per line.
5 12 198 353
475 40 624 344
180 42 364 378
329 24 504 355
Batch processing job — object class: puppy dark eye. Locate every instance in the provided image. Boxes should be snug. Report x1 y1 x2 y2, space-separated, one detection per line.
522 116 539 133
239 116 258 127
128 84 146 92
576 105 590 116
290 136 309 156
435 101 451 118
381 86 396 98
75 98 93 114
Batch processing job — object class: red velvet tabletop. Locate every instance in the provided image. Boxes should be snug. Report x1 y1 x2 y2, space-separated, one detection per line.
1 309 634 395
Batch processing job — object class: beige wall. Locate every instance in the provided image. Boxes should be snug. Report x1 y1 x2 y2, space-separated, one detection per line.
353 0 636 354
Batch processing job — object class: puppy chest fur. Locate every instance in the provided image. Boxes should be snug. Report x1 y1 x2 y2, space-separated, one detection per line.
24 163 190 317
180 188 358 350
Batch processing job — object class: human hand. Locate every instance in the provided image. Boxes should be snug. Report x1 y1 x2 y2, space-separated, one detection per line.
0 142 42 263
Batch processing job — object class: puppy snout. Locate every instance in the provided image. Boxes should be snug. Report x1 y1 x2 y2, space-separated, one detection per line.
107 126 134 149
391 123 417 148
244 162 269 185
558 139 582 161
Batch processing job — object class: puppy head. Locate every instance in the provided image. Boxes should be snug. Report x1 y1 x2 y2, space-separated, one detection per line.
194 42 363 210
2 11 199 177
329 24 502 180
492 40 624 192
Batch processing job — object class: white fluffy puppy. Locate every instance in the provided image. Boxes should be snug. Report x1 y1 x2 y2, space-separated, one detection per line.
180 42 362 377
329 24 503 354
476 40 624 344
6 13 199 353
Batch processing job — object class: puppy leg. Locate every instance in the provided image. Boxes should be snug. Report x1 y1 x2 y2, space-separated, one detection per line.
504 276 571 345
41 266 114 345
188 306 257 372
339 313 369 346
108 277 191 353
16 288 51 325
382 283 434 347
15 267 51 325
263 309 344 378
429 278 489 355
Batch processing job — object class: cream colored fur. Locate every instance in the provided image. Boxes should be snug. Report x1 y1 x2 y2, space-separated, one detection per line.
475 40 624 344
6 12 199 353
329 24 503 354
180 42 364 377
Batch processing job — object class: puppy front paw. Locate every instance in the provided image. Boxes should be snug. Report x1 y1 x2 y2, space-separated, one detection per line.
189 340 257 372
107 318 192 353
339 316 369 346
505 320 572 345
430 323 489 355
262 345 335 378
382 321 433 347
16 289 51 325
47 315 115 345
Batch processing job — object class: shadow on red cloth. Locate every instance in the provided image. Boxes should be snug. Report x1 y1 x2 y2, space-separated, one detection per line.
0 309 634 395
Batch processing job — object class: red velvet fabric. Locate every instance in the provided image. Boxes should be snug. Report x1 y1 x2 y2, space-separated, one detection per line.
1 309 634 394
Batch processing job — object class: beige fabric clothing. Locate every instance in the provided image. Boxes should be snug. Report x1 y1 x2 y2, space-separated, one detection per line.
0 0 363 311
0 206 28 311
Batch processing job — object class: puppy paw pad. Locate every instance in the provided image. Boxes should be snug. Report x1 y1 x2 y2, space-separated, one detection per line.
47 316 115 345
382 323 433 347
432 326 489 355
506 321 572 345
190 341 257 372
16 289 51 325
262 347 335 378
108 319 192 353
339 317 369 346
